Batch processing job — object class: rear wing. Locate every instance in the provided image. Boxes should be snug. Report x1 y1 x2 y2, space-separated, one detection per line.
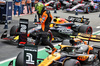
77 33 100 42
66 16 90 25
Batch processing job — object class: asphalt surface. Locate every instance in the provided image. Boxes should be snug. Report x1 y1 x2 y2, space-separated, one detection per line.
0 10 100 62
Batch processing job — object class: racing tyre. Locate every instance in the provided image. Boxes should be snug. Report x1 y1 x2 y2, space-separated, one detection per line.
55 2 61 10
16 51 24 66
62 39 71 45
78 25 92 34
64 59 81 66
10 25 19 36
84 6 90 14
98 50 100 61
97 5 100 12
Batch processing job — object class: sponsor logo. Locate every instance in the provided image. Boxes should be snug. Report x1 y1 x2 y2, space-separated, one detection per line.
20 24 27 33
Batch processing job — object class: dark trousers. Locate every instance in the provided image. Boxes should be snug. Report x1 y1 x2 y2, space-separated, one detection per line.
35 32 54 49
21 5 25 13
14 5 21 15
27 3 32 13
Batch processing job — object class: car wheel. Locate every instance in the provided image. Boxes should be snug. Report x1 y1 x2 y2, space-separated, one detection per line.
16 51 24 66
98 50 100 61
10 25 19 36
64 59 81 66
84 6 90 14
62 39 71 45
55 2 61 10
97 5 100 12
78 25 92 34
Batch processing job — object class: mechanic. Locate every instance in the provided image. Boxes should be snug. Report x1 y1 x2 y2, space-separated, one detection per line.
21 0 25 14
35 2 57 54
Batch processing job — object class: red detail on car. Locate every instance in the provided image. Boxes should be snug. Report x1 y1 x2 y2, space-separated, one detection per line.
86 27 93 34
15 28 18 36
66 26 71 29
3 38 12 40
19 42 26 44
27 33 30 37
57 3 61 10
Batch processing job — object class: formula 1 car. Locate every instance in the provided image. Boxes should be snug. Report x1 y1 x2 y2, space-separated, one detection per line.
45 0 61 10
62 0 100 13
15 33 100 66
1 16 92 46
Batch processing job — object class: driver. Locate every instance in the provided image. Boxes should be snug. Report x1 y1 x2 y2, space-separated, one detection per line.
34 2 57 54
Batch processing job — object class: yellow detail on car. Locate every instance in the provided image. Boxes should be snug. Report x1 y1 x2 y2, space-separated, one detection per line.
14 36 19 40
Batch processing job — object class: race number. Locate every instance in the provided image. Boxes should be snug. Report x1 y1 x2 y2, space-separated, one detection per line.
26 53 35 64
18 19 28 46
24 45 38 66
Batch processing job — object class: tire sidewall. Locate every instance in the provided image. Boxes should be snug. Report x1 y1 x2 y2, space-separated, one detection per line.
16 52 24 66
98 50 100 61
78 25 92 34
10 25 19 36
64 59 81 66
84 5 90 13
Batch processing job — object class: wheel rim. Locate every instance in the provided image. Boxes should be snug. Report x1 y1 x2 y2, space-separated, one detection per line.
87 6 90 13
57 3 61 10
75 61 81 66
86 27 92 34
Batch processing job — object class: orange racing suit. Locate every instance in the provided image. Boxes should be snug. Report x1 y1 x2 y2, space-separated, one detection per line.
35 10 54 49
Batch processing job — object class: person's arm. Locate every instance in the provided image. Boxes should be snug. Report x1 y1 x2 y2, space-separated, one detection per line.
40 13 48 31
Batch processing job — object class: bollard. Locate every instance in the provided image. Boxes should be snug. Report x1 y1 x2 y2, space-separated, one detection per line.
4 20 8 29
54 8 57 13
99 14 100 17
75 9 78 15
3 15 8 29
34 14 37 22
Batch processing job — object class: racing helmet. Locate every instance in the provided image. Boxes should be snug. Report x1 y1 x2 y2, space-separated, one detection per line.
35 2 44 14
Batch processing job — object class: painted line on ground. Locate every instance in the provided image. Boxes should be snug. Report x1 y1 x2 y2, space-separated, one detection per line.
96 26 100 29
1 30 100 64
93 30 100 35
0 43 61 64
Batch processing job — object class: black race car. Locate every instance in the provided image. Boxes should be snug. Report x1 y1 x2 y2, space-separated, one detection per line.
1 16 92 46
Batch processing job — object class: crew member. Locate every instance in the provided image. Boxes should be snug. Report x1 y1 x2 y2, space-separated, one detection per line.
14 0 22 16
26 0 32 14
21 0 25 14
31 0 35 13
35 2 57 54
